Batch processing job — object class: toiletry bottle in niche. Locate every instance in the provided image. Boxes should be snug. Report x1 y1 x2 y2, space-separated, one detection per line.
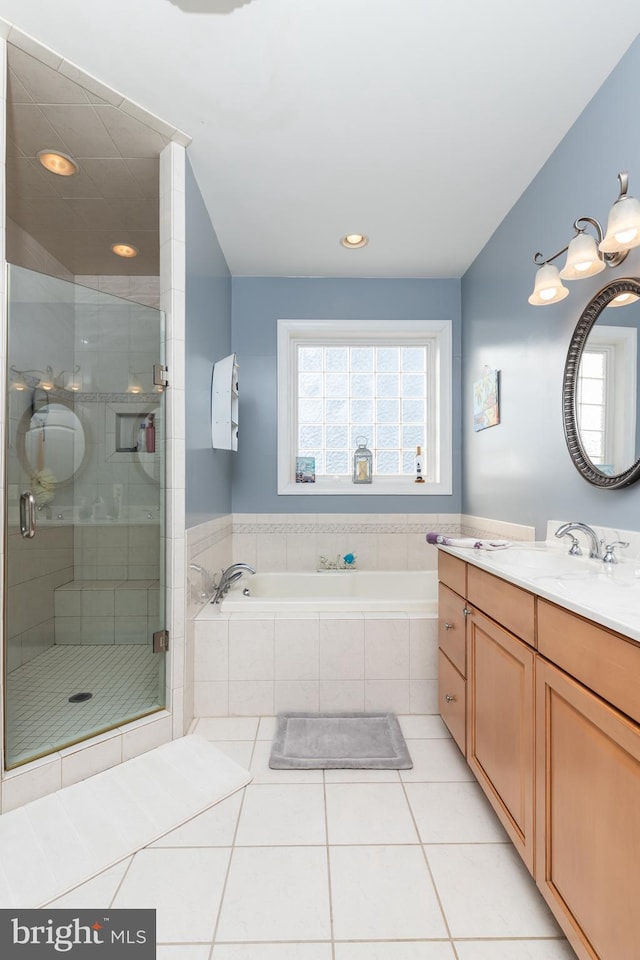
415 445 425 483
145 413 155 453
137 422 146 453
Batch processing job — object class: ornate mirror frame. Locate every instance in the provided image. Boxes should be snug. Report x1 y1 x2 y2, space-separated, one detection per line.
562 276 640 489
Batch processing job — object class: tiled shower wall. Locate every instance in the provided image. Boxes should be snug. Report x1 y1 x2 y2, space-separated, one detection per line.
5 523 73 673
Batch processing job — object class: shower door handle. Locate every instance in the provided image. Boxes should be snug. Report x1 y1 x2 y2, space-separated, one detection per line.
20 490 36 539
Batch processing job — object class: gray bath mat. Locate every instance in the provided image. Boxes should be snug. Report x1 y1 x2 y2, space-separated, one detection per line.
269 712 413 769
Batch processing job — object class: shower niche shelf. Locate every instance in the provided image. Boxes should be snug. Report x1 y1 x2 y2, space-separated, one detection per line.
211 353 239 451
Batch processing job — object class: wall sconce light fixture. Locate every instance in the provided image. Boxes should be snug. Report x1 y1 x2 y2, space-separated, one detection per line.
127 370 145 395
10 363 81 392
528 172 640 305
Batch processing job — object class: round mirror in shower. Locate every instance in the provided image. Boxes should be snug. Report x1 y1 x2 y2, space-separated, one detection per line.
18 401 87 489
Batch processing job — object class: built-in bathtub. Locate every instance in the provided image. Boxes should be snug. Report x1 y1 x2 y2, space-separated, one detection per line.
193 569 439 717
220 569 437 613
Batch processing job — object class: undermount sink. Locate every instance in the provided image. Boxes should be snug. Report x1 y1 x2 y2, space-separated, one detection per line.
538 573 640 615
483 546 595 576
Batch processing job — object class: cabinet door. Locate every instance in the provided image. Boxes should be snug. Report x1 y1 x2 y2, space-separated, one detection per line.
467 609 535 872
536 659 640 960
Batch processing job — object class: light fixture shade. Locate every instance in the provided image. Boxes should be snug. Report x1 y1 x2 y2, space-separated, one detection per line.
528 264 569 305
607 292 640 308
599 195 640 252
559 233 605 279
127 371 143 394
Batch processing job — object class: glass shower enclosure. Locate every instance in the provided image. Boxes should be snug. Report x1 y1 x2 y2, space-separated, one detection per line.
4 265 167 768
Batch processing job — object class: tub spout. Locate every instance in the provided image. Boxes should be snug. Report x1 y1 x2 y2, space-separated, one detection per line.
211 562 256 604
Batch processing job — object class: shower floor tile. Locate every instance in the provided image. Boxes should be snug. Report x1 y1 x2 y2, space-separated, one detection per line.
6 644 163 765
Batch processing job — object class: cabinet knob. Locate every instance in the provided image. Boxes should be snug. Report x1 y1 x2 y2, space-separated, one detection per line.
444 694 456 703
443 621 453 630
462 606 472 617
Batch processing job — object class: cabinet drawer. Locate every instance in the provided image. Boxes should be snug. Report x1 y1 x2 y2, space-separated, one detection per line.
438 583 467 676
438 649 466 754
467 565 535 646
538 599 640 724
438 551 466 596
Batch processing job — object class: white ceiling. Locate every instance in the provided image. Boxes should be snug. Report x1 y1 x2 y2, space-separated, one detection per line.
6 44 168 276
1 0 640 278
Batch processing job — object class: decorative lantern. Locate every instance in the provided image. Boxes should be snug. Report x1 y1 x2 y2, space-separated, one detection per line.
352 436 373 484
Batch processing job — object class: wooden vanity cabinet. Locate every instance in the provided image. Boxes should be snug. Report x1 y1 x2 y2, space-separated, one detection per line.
467 607 535 871
437 551 640 959
536 604 640 960
437 555 536 868
536 658 640 960
464 567 536 872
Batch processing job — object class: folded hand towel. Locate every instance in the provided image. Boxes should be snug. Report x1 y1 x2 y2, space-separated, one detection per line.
426 532 511 550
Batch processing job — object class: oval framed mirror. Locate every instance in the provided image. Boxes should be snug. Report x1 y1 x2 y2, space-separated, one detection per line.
17 398 87 491
563 277 640 488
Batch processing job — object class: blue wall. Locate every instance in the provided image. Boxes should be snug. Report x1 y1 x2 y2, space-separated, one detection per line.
462 35 640 537
185 159 233 527
231 277 461 514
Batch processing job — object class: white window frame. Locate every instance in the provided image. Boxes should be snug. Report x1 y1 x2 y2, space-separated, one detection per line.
578 323 637 472
277 318 452 496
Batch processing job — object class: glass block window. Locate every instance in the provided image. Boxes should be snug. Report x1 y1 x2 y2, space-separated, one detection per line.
296 345 427 477
277 319 452 495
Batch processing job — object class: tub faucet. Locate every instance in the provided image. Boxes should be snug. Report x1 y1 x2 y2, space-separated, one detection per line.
211 562 256 604
555 521 602 560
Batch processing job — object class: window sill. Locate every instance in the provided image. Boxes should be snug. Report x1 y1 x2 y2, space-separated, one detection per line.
278 477 452 496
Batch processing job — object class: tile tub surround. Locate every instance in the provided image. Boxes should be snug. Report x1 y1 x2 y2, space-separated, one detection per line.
230 512 535 573
193 606 438 717
186 515 234 732
186 512 533 721
40 714 574 958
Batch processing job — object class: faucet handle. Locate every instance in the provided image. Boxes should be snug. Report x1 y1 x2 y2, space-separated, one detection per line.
602 540 630 564
565 534 582 557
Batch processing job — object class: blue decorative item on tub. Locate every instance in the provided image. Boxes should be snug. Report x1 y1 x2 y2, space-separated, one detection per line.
343 553 356 565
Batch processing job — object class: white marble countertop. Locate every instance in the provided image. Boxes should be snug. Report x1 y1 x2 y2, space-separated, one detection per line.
438 541 640 645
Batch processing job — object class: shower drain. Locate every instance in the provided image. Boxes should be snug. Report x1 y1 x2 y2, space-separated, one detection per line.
68 692 93 703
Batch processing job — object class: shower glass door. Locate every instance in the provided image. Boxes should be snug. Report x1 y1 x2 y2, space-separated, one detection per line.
4 265 167 768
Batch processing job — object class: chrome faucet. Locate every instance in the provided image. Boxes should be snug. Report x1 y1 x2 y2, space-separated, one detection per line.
211 562 256 604
555 521 602 560
601 539 630 564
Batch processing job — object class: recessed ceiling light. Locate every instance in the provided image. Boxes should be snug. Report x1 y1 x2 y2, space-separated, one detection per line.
341 233 369 249
37 149 79 177
111 243 139 258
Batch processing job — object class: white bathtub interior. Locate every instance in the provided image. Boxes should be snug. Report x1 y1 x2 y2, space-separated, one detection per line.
220 569 437 613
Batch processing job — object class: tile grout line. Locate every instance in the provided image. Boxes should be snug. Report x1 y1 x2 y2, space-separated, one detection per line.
208 720 259 952
322 768 336 960
398 769 459 957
